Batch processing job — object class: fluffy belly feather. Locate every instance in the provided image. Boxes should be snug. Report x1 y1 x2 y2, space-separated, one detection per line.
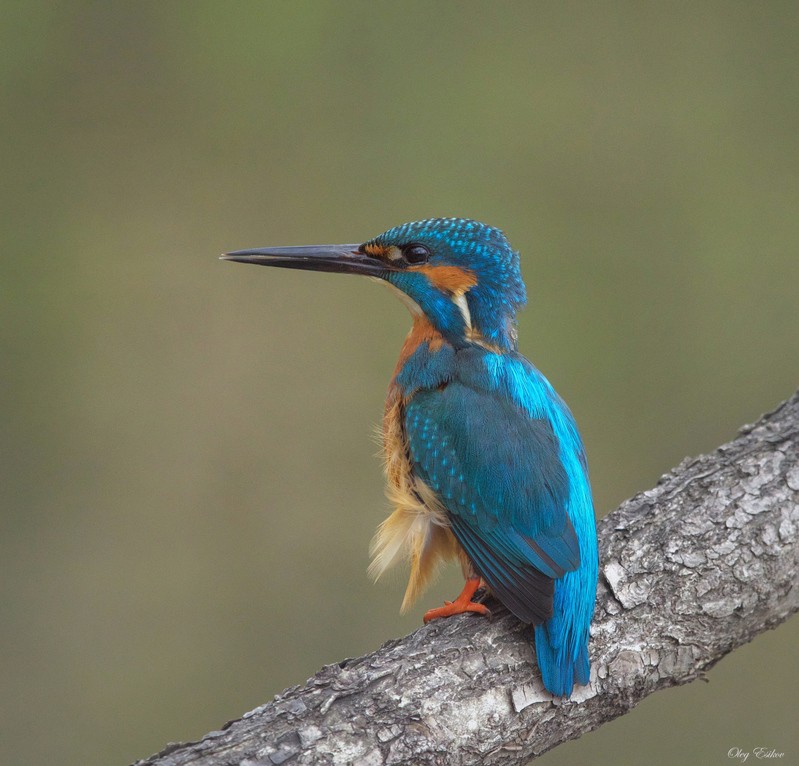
368 387 464 612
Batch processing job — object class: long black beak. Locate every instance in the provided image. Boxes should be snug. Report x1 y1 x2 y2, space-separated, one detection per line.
221 244 386 277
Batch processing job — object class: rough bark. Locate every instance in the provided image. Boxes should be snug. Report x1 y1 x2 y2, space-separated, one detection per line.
135 390 799 766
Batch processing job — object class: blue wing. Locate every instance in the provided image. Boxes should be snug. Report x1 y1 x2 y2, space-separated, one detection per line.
405 378 580 625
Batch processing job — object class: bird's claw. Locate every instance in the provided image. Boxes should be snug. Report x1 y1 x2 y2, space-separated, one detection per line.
423 600 492 624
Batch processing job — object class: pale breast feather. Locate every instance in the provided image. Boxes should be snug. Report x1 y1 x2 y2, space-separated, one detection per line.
368 385 460 612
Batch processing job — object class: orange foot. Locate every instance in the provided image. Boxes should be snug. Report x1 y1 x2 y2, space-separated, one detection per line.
423 577 492 624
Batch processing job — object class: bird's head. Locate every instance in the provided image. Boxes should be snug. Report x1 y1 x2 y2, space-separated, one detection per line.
223 217 527 351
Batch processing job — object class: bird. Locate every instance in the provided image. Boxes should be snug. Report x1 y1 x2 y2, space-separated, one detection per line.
222 217 598 697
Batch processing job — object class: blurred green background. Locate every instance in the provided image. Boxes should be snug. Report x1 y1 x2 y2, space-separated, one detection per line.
2 2 798 765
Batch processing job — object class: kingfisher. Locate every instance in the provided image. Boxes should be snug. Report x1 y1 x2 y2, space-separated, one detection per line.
222 218 598 697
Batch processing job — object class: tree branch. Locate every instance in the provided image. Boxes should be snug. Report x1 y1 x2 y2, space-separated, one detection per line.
135 390 799 766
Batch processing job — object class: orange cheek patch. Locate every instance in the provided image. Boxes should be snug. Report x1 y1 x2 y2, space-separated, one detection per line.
414 264 477 294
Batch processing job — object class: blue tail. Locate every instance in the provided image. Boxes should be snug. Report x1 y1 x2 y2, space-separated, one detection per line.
534 623 590 697
533 565 594 697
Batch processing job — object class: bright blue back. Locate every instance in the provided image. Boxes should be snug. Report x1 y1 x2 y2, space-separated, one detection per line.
397 340 597 696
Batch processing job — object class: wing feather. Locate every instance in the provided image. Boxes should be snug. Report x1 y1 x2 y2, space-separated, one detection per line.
405 380 579 625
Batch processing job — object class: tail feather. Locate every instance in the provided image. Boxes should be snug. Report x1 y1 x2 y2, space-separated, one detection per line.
534 623 577 697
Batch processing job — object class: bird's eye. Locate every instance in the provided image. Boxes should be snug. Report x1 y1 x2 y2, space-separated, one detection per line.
402 243 431 265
